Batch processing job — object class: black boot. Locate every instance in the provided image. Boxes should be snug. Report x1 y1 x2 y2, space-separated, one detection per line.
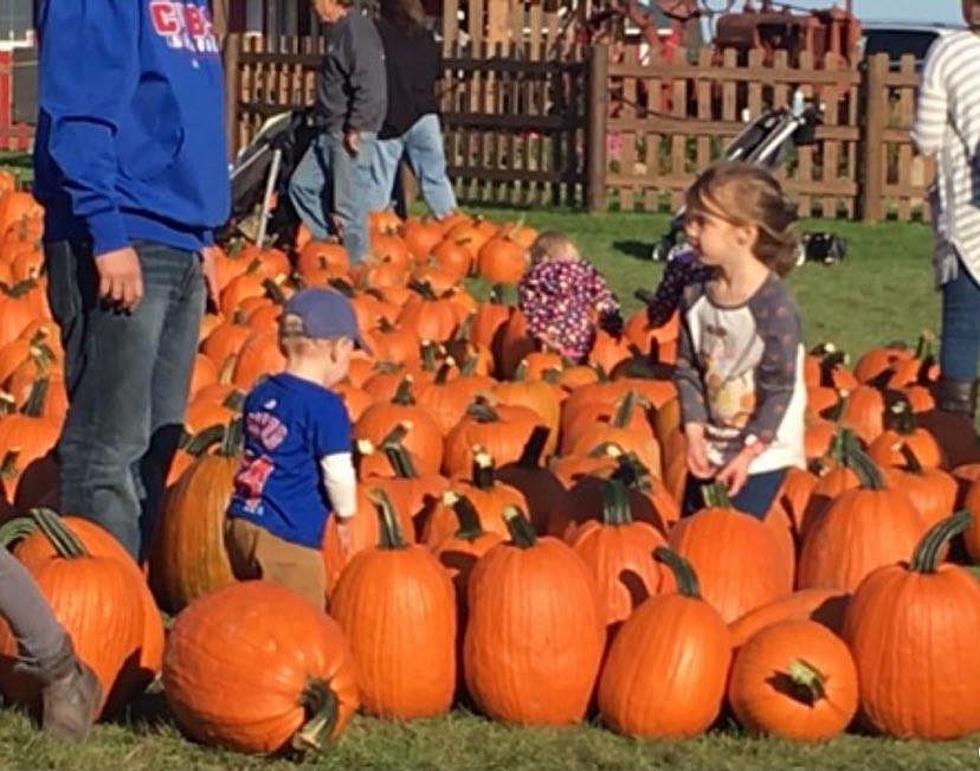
936 377 978 417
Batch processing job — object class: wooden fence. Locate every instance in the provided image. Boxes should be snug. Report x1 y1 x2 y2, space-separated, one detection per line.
225 35 928 221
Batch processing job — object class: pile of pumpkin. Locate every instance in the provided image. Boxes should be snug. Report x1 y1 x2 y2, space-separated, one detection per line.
0 175 978 754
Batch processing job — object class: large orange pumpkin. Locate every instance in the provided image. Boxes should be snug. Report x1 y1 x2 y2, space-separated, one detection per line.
843 511 980 739
330 490 456 719
728 619 858 742
597 547 732 738
464 507 603 725
163 580 359 754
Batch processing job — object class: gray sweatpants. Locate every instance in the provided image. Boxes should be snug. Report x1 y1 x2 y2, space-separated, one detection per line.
0 548 67 670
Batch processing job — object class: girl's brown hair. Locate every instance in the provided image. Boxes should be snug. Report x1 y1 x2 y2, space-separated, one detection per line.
529 231 580 265
684 161 800 276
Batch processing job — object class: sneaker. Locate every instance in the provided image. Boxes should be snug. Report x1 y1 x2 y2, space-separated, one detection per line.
40 658 102 743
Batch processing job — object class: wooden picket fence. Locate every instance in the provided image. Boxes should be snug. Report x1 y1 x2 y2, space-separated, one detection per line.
224 34 928 221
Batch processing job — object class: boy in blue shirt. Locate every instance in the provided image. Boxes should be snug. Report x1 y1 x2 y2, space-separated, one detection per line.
225 288 368 608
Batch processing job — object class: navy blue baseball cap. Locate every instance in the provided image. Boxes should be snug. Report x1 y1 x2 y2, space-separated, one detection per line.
280 288 372 354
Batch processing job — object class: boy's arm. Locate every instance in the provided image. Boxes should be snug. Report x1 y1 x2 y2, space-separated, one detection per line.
320 453 357 519
911 40 948 157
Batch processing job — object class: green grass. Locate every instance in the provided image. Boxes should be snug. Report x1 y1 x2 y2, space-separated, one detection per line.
0 152 32 186
0 171 960 768
464 206 938 358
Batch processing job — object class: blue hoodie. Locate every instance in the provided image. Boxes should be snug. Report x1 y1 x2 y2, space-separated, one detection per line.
33 1 230 256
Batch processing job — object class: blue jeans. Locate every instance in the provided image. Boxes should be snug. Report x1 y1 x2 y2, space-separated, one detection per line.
288 130 377 264
682 468 788 520
941 263 980 381
45 239 205 560
371 114 457 218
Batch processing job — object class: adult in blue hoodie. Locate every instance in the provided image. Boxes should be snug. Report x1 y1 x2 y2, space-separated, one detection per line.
33 0 230 561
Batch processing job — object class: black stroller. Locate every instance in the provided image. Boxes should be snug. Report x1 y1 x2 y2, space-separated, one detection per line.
218 107 319 248
648 96 845 265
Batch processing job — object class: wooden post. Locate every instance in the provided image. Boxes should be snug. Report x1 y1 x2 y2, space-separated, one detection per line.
586 43 609 212
860 53 888 223
223 33 242 161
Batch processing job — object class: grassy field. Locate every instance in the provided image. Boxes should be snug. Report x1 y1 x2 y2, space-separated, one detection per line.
0 170 966 767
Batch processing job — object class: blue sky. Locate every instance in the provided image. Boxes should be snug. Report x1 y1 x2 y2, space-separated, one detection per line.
788 1 963 25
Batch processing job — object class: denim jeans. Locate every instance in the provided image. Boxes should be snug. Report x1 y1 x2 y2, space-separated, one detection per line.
45 239 205 560
941 262 980 381
288 130 377 264
371 114 457 218
682 468 788 520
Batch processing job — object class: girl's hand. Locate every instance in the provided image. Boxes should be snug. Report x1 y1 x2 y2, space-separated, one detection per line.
716 450 753 497
684 424 713 479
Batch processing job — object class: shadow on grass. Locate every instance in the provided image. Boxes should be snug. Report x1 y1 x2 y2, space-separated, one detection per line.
612 239 655 262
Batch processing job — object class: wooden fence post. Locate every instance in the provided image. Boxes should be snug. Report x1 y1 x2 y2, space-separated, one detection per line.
860 53 888 223
223 33 242 161
586 43 609 213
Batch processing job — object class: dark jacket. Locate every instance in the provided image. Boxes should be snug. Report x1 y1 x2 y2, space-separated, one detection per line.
317 11 387 134
32 0 230 255
376 18 441 140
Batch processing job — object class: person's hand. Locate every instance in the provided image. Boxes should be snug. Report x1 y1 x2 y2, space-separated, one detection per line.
716 449 753 497
336 519 352 556
344 129 361 156
95 246 143 312
199 245 221 308
684 424 713 479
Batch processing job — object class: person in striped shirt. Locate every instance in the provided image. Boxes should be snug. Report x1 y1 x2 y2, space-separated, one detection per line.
911 1 980 420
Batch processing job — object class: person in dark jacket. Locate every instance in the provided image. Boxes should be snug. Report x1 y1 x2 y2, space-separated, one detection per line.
289 0 387 263
33 0 229 558
370 0 457 218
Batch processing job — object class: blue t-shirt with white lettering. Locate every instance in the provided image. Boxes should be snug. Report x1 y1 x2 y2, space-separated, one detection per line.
227 373 352 549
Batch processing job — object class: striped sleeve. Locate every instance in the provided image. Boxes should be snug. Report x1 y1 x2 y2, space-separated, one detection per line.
912 38 948 156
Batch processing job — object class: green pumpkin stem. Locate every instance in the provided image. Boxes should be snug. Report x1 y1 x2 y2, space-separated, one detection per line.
466 398 500 423
450 494 486 541
513 361 529 382
409 279 438 302
600 478 633 526
392 377 416 406
910 510 972 574
701 482 731 509
434 362 454 385
459 355 479 377
219 417 245 458
887 397 915 436
471 451 496 490
502 505 537 549
899 444 923 475
185 424 227 457
847 441 886 491
653 546 701 599
262 277 287 305
787 659 828 703
371 489 407 549
292 678 340 753
383 434 418 479
0 516 37 548
222 390 246 411
420 342 439 373
22 377 50 418
612 391 639 429
0 449 19 479
30 508 87 559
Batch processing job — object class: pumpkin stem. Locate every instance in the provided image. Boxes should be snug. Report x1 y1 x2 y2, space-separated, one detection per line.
848 440 886 491
886 396 915 436
222 390 246 411
489 283 519 306
914 330 934 362
327 277 354 297
22 377 49 418
370 488 407 549
501 505 537 549
701 482 731 509
471 450 496 490
786 659 828 704
653 546 701 599
513 361 529 382
898 443 923 475
292 678 340 753
459 355 479 377
29 508 87 559
434 362 455 385
0 449 20 479
0 516 37 548
383 435 419 479
910 510 972 574
219 417 245 458
600 478 634 526
409 279 438 301
516 425 549 469
218 354 238 385
262 277 287 305
391 377 416 406
466 398 500 424
420 342 440 373
184 424 228 457
448 493 485 541
612 391 638 429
